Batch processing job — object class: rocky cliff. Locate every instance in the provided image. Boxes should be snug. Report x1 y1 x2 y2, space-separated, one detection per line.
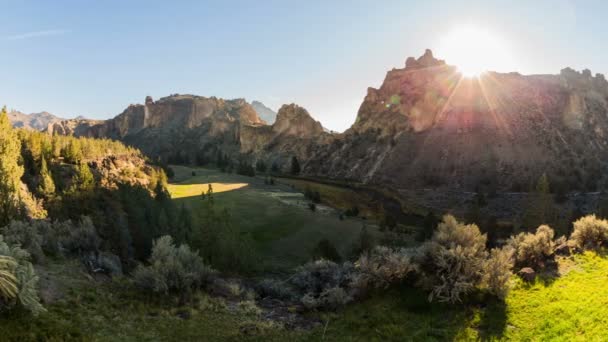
48 50 608 193
305 50 608 192
251 101 277 124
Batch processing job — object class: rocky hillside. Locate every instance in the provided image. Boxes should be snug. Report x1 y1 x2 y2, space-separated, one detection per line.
8 110 64 130
251 100 277 124
49 50 608 193
305 49 608 193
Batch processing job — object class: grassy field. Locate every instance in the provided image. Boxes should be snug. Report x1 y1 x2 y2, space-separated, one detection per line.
167 166 381 273
318 252 608 341
4 252 608 341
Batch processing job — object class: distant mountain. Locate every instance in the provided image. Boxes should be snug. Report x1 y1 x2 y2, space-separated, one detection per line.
8 110 64 130
251 101 277 124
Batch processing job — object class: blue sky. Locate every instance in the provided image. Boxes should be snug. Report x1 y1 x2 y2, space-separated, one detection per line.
1 0 607 131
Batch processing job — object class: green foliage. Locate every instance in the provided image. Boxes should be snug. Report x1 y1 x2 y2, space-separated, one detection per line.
70 162 95 192
0 235 44 315
236 160 255 177
304 187 321 203
312 238 341 262
37 156 56 197
522 173 554 230
255 160 267 173
0 107 25 226
192 200 258 273
0 256 17 301
133 235 215 300
570 214 608 250
417 212 438 241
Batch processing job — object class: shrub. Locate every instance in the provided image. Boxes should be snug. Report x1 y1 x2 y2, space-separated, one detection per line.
238 300 262 316
0 221 45 263
483 246 514 299
0 235 45 315
290 259 356 310
64 216 101 254
312 239 341 262
256 279 297 301
507 225 555 268
133 235 215 300
353 246 418 291
423 215 488 304
570 215 608 250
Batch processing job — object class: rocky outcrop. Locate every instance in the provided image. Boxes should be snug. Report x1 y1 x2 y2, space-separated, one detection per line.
47 49 608 194
8 110 64 130
251 101 277 124
305 49 608 192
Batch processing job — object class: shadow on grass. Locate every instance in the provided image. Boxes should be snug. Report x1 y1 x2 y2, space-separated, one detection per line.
476 298 508 341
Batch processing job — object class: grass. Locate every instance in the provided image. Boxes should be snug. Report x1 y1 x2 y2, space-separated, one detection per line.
167 166 381 273
319 252 608 341
0 260 315 341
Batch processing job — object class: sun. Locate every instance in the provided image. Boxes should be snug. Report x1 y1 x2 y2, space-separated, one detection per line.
436 26 515 77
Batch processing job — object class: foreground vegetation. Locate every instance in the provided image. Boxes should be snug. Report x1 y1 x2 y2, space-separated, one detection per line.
4 107 608 340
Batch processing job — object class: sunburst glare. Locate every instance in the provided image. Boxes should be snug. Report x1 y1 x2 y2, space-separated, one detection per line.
437 26 516 77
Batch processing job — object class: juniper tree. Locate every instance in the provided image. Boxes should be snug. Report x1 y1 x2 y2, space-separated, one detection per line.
0 107 24 226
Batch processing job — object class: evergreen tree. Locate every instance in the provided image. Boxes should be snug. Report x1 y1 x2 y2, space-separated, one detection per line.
37 156 56 197
290 156 301 175
522 173 553 230
72 162 95 192
0 107 24 226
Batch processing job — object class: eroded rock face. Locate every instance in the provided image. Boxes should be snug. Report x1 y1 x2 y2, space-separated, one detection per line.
305 49 608 192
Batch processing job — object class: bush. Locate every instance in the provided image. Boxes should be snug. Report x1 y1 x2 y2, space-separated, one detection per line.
0 235 45 315
422 215 488 304
0 221 45 263
256 279 297 301
353 246 418 291
312 239 341 262
290 260 356 310
63 216 101 254
507 225 555 268
483 246 514 299
133 235 215 300
569 215 608 250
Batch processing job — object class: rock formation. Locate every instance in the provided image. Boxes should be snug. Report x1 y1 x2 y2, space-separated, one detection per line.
251 101 277 124
48 49 608 193
8 110 64 130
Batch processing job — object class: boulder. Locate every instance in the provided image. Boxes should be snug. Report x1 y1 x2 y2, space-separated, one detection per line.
518 267 536 282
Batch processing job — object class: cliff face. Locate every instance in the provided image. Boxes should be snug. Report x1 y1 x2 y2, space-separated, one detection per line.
240 104 333 170
306 50 608 192
49 50 608 192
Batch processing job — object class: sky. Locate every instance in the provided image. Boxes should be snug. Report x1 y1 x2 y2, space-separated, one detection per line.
1 0 607 132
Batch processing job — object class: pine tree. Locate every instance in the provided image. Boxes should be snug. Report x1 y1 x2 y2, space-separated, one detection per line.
290 156 301 175
0 107 24 226
72 162 95 192
523 173 553 230
37 156 56 197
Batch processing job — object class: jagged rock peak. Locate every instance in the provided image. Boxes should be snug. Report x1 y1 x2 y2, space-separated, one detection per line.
405 49 446 69
145 96 154 105
272 104 324 137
